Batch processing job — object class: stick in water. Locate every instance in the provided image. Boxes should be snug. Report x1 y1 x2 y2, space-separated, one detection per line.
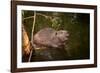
28 11 36 62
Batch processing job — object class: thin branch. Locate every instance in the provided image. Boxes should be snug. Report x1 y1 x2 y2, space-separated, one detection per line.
23 16 34 20
28 11 36 62
37 13 52 20
28 47 33 62
23 13 52 20
31 11 36 43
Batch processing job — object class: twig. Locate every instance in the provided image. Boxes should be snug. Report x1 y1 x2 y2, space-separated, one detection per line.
28 11 36 62
28 47 33 62
23 13 52 20
37 13 52 20
31 11 36 43
23 16 34 20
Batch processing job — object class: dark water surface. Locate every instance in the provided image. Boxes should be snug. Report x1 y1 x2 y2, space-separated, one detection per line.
22 11 90 62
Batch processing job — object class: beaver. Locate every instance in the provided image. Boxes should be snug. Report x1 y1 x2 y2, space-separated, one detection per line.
33 28 69 49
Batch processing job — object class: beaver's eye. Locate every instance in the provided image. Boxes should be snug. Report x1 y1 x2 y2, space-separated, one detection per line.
55 32 57 35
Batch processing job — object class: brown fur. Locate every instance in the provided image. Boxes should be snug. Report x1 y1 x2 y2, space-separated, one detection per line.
33 28 69 48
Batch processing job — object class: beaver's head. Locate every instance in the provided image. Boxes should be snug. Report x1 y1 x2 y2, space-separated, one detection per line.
55 30 69 43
